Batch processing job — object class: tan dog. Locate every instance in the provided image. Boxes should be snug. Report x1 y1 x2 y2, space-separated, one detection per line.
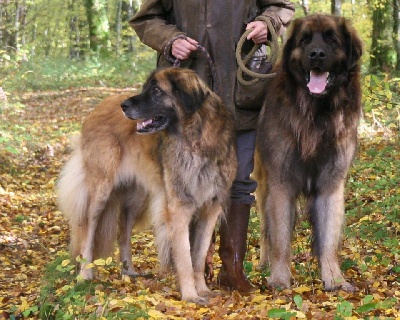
58 68 237 304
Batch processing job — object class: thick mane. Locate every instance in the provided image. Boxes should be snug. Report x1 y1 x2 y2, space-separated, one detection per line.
272 14 363 160
291 91 360 160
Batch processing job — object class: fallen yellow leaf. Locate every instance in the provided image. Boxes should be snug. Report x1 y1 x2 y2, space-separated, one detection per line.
148 309 166 319
251 295 266 304
93 258 106 266
61 259 70 266
293 286 312 294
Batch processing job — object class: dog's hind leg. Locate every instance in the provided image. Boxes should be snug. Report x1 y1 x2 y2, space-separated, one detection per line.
253 150 269 268
79 184 113 280
309 182 356 292
118 185 148 276
191 202 222 299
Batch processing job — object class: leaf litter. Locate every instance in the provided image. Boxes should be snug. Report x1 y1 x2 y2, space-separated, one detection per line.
0 88 399 319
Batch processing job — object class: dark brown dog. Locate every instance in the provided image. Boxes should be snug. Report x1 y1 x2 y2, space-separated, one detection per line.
256 14 363 291
58 68 237 304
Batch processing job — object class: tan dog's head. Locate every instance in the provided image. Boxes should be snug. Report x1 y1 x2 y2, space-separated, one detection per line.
121 68 212 134
282 14 363 97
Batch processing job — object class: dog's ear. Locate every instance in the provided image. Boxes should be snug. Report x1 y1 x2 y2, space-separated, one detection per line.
168 70 210 114
282 19 301 72
340 17 363 70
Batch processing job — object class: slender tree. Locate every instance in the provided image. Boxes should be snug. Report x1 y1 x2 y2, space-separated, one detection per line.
301 0 310 15
331 0 342 16
68 0 82 58
84 0 110 54
393 0 400 72
124 0 139 52
370 0 396 73
116 0 122 55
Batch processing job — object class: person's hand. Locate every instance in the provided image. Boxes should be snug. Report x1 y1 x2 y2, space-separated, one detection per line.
246 21 269 44
171 37 198 60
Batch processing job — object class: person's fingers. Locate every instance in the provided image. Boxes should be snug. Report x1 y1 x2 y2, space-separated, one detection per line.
246 21 269 43
252 32 268 44
172 38 197 59
186 37 199 47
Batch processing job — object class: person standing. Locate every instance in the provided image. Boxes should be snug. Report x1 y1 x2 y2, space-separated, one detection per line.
130 0 295 293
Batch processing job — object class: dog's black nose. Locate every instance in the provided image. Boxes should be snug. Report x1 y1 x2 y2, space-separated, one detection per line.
309 48 326 60
121 101 129 112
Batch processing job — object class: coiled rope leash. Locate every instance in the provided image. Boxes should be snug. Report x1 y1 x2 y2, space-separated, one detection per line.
236 16 279 86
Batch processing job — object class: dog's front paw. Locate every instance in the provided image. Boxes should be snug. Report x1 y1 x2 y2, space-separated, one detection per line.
183 295 209 305
121 269 138 277
325 280 357 292
79 267 94 280
198 289 219 299
267 276 291 290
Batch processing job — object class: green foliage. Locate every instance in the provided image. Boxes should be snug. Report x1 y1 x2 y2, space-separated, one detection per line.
0 100 32 155
14 214 30 223
362 74 400 131
293 294 303 310
267 308 297 319
0 52 155 157
363 74 394 112
2 53 156 92
335 299 353 318
36 253 148 319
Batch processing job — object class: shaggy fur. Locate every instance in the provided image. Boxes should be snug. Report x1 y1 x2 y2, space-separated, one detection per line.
58 68 237 304
256 14 363 292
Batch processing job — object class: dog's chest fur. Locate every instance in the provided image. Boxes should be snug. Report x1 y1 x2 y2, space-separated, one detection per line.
162 141 227 208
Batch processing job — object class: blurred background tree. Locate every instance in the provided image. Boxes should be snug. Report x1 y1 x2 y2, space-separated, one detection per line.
0 0 399 123
0 0 399 76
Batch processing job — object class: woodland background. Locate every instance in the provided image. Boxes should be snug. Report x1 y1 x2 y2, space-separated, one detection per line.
0 0 399 319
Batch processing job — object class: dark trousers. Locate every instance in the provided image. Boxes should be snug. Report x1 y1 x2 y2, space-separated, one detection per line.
230 129 257 205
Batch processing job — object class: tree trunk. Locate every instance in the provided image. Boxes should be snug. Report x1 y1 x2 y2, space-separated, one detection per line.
0 4 3 48
393 0 400 72
68 0 82 59
331 0 342 16
21 0 27 47
116 0 122 56
123 0 138 52
15 0 20 51
370 0 396 73
84 0 110 55
301 0 309 15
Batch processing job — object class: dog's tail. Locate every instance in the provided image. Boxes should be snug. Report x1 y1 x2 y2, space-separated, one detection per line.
58 135 119 261
58 135 90 259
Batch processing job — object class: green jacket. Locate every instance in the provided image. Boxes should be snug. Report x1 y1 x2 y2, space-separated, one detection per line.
130 0 295 130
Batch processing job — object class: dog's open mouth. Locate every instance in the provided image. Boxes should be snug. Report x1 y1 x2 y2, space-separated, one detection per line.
306 69 333 95
137 116 169 133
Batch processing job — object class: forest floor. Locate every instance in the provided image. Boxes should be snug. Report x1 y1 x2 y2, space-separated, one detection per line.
0 88 399 319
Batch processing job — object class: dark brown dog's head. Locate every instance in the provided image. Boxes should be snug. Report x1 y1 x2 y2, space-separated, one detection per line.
121 68 211 134
282 14 363 97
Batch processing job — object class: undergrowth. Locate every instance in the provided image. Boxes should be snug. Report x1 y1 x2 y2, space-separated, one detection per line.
1 52 156 92
1 56 399 319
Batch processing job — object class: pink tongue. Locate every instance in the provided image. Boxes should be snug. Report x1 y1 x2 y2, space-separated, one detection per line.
307 71 328 94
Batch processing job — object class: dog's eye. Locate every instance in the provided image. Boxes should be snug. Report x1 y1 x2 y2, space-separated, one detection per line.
299 34 310 45
153 86 162 95
324 30 338 45
326 36 337 44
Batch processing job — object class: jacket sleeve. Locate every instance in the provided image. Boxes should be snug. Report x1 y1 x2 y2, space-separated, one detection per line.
258 0 295 36
129 0 185 53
